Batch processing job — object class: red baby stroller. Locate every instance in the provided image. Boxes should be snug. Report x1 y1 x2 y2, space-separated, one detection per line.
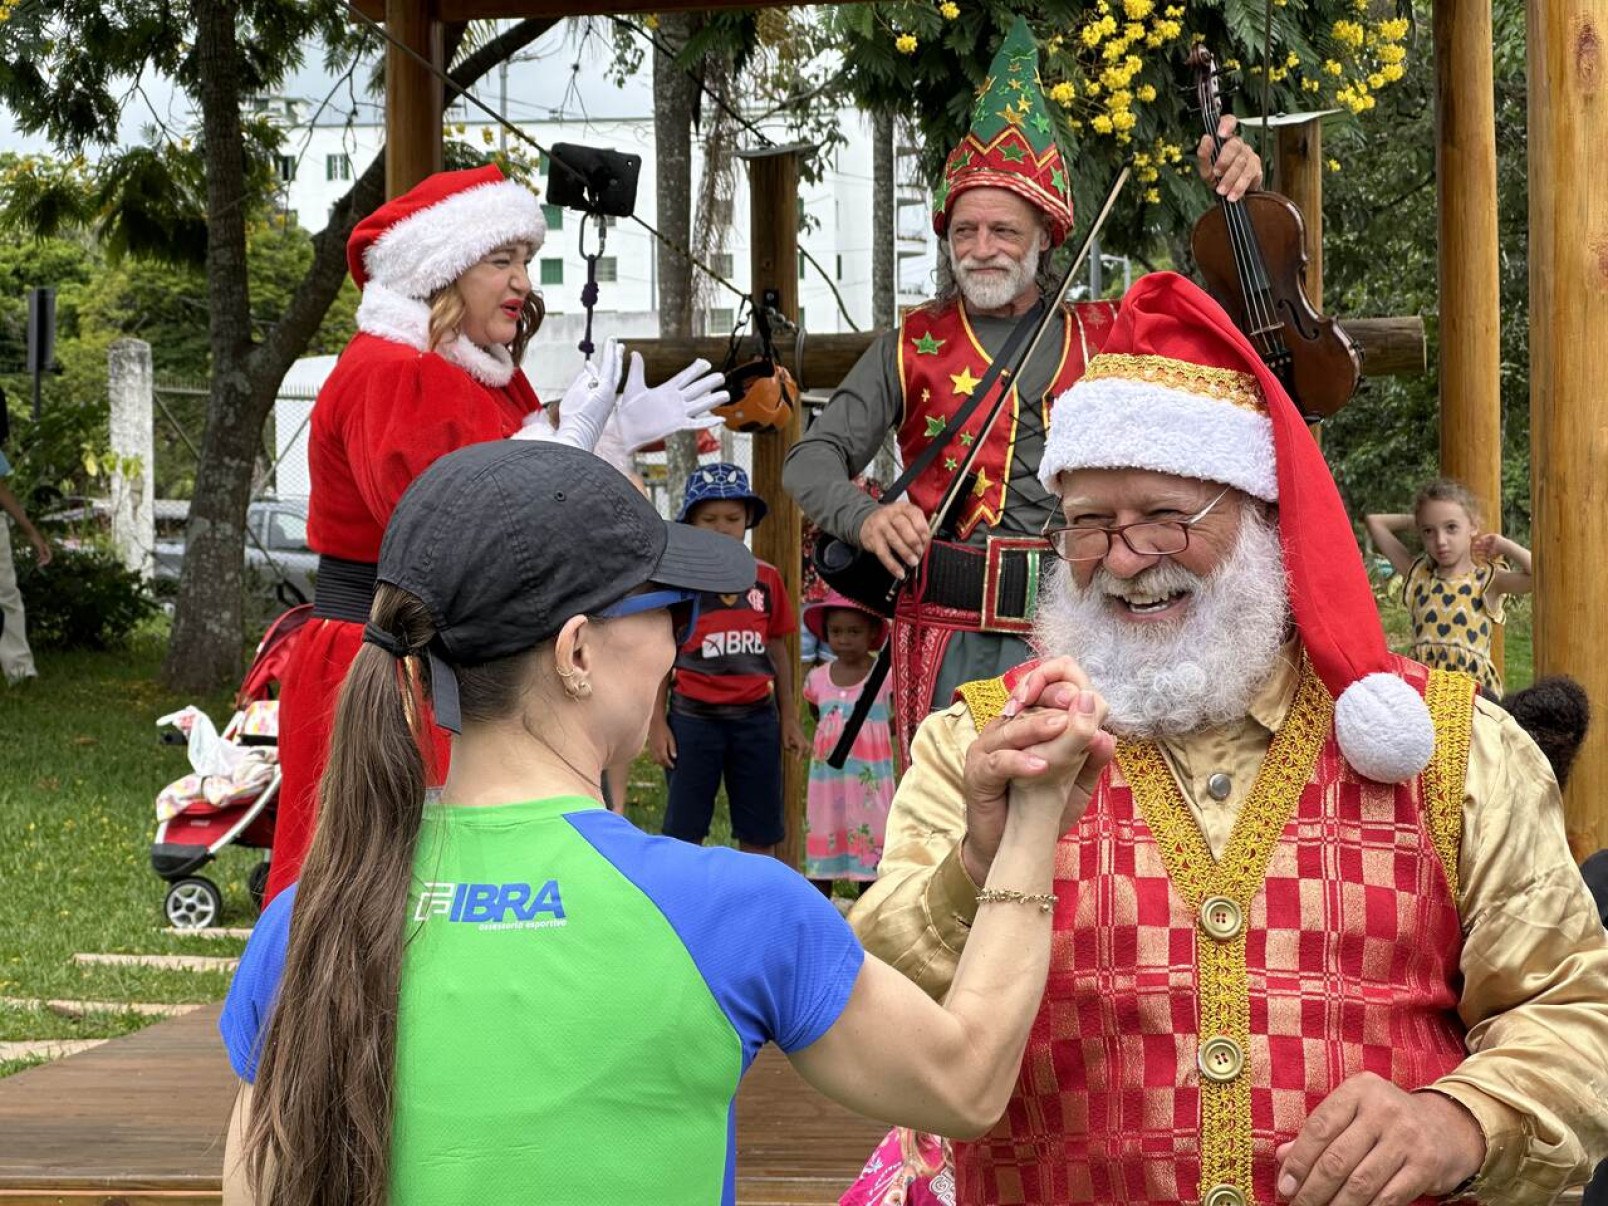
151 606 312 929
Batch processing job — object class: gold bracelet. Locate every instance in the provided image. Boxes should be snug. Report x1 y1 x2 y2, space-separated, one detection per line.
976 888 1058 914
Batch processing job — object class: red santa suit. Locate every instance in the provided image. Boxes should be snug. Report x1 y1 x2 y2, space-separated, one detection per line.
265 166 547 904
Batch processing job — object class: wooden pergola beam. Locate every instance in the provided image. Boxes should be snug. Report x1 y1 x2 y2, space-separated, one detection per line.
1434 0 1505 675
354 0 855 19
1528 0 1608 855
383 0 444 197
625 316 1426 389
741 148 808 870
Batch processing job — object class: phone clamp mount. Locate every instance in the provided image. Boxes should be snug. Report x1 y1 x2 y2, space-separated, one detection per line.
545 143 643 359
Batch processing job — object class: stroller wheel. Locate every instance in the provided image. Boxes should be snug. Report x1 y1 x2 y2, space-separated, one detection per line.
248 861 271 913
165 877 222 930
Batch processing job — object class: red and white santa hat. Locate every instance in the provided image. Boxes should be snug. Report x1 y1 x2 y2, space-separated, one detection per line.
1040 271 1434 783
346 164 546 297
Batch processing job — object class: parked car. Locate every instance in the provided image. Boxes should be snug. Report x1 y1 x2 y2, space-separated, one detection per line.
154 498 316 606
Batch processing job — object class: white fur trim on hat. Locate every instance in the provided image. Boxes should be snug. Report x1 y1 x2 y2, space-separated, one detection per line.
1040 377 1278 502
355 282 516 388
1334 672 1434 783
364 178 546 300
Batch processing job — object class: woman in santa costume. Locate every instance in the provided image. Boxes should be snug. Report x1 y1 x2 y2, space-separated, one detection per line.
264 164 724 904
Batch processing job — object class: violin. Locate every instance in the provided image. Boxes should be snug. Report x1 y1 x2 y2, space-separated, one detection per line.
1188 46 1363 421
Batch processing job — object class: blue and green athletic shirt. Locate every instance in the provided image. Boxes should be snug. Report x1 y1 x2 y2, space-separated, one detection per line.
219 796 864 1205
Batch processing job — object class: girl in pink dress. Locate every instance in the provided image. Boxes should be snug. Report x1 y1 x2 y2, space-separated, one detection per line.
801 591 896 894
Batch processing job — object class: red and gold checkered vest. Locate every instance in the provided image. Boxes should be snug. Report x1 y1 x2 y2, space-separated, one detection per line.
952 655 1476 1205
895 299 1117 540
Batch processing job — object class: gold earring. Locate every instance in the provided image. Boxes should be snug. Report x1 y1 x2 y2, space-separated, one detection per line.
556 663 592 699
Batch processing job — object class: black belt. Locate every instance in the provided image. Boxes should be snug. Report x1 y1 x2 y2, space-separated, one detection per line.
916 537 1046 635
311 555 378 623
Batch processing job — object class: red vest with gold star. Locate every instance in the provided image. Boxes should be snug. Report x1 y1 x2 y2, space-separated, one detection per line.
949 655 1475 1205
895 298 1117 540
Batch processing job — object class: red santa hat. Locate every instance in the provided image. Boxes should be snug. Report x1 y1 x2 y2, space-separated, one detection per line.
1040 272 1434 783
346 164 546 297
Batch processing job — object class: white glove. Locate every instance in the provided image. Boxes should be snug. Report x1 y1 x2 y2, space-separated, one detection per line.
613 352 728 453
511 338 622 451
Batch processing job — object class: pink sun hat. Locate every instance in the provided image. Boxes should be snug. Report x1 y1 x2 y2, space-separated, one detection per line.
803 590 889 649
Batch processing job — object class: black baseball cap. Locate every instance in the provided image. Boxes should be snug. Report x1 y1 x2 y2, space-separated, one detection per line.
375 441 755 727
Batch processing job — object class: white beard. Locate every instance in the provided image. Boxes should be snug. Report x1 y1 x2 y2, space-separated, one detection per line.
953 241 1041 312
1030 506 1291 738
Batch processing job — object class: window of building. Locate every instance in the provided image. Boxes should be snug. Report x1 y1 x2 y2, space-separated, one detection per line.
276 155 297 183
596 257 618 283
542 204 564 231
325 153 352 182
707 307 735 335
711 252 734 278
540 259 565 286
710 197 734 226
836 254 844 281
798 250 807 280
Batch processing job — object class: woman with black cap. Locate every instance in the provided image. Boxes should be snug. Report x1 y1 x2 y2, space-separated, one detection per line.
219 441 1113 1206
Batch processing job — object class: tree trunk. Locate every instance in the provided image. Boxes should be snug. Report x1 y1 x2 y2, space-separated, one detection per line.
655 11 703 501
871 108 895 329
869 109 900 488
160 19 555 691
161 0 260 692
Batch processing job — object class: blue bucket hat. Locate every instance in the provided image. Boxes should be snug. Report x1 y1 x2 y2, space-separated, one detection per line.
676 462 769 528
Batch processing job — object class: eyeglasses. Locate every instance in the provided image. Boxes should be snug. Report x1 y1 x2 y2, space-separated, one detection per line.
1041 485 1233 563
596 588 702 645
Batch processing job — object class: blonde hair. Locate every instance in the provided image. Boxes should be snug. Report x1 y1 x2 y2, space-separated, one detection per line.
1412 477 1483 528
426 284 545 365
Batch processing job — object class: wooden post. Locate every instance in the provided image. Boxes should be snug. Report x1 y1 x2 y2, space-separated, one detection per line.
743 148 807 869
1528 0 1608 856
385 0 444 198
1434 0 1505 673
1274 118 1324 306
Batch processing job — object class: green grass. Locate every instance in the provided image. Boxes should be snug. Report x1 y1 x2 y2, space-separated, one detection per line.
0 1001 157 1042
0 633 256 1023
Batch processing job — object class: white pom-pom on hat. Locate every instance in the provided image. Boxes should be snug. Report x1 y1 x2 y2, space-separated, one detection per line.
1334 672 1435 783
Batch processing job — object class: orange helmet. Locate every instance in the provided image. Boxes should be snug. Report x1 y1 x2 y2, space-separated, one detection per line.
715 360 798 434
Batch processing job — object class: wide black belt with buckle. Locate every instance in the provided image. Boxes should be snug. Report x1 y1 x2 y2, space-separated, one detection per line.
311 554 378 623
917 537 1046 634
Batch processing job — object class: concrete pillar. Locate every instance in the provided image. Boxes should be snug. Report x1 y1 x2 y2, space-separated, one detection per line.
107 339 155 579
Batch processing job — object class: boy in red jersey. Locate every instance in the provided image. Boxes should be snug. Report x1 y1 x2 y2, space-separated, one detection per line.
649 463 808 855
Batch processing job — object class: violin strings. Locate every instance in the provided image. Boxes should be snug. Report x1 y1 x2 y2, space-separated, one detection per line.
1198 75 1280 361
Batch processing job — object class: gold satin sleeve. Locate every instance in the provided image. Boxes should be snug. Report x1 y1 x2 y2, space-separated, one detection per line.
849 702 980 1002
1427 695 1608 1203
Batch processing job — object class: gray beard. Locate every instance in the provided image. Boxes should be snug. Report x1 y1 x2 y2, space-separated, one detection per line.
1030 506 1292 738
952 241 1041 312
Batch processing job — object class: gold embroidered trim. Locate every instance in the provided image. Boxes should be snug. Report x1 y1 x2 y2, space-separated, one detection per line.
1421 668 1476 904
956 675 1012 730
1082 353 1267 414
1117 658 1332 1202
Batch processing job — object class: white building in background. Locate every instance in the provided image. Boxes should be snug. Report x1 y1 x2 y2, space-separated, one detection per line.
266 99 941 341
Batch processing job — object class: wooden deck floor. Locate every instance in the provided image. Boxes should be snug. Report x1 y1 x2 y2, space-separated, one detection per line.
0 1004 887 1205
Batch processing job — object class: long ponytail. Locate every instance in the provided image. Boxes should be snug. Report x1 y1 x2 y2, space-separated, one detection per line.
244 585 437 1206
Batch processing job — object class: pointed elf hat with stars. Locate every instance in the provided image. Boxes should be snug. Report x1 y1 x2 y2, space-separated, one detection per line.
933 16 1075 247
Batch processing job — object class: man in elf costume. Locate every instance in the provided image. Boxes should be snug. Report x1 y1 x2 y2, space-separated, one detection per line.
783 18 1261 755
852 272 1608 1204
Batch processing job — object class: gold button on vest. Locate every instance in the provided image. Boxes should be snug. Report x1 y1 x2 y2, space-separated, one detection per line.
1199 895 1245 941
1198 1036 1245 1083
1203 1183 1248 1206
